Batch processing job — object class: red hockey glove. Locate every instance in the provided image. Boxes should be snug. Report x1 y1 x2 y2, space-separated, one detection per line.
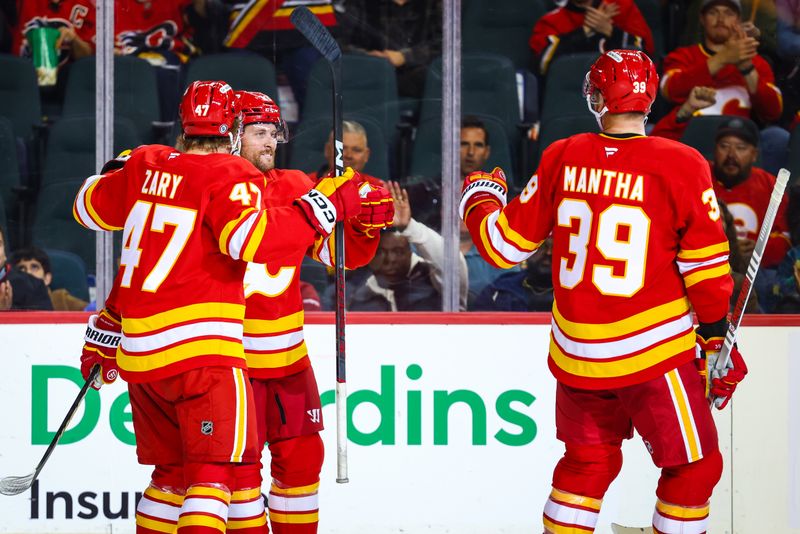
296 167 362 236
351 181 394 236
695 328 748 410
459 167 508 220
80 309 122 390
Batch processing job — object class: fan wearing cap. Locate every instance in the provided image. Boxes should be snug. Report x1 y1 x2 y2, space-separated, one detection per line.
71 80 365 534
229 90 393 534
711 116 791 268
461 50 743 533
652 0 783 142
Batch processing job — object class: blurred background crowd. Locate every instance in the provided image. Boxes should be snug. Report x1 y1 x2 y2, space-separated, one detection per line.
0 0 797 313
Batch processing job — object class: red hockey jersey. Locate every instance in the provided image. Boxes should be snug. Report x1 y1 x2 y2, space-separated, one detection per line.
712 164 790 268
465 133 733 390
225 0 337 48
13 0 95 59
243 168 378 379
653 44 783 140
114 0 195 63
73 145 319 383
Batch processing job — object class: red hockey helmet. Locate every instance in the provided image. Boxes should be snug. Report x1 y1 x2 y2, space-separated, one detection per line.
236 90 289 143
583 50 658 115
179 80 239 137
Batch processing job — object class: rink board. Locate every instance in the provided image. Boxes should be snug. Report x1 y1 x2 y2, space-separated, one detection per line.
0 312 797 534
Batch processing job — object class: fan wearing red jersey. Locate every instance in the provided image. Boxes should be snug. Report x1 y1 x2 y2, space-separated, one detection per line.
73 81 363 534
461 51 745 534
229 90 392 534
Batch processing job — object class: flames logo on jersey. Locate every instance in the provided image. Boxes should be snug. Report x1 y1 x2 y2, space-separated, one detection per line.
116 21 180 58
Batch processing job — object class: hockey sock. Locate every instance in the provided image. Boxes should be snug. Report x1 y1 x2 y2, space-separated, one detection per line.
268 480 320 534
227 487 269 534
136 485 184 534
176 484 231 534
543 487 601 533
652 499 710 533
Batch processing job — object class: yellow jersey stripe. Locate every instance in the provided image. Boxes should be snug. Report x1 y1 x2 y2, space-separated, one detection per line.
667 370 701 462
552 297 690 340
231 368 247 462
84 179 121 231
242 211 268 262
274 5 333 17
656 499 709 519
219 208 257 256
246 344 307 368
135 515 176 533
683 263 730 288
119 339 245 372
550 488 602 510
549 330 696 378
224 0 268 47
496 211 539 251
269 511 320 524
270 482 320 496
479 215 516 269
243 311 304 334
677 242 729 260
123 303 245 334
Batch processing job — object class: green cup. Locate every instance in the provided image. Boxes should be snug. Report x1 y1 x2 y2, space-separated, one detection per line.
26 27 60 86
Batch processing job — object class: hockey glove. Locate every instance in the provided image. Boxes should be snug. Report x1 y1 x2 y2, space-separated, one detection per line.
100 149 132 174
296 167 363 236
695 325 748 410
80 309 122 390
459 167 508 220
352 181 394 236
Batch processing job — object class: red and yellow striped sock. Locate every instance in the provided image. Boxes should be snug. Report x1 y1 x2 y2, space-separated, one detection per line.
176 485 230 534
652 499 709 533
136 486 184 534
227 487 269 534
268 480 319 534
543 487 601 533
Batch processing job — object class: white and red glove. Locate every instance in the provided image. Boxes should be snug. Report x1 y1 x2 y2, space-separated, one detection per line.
296 167 363 236
352 181 394 236
458 167 508 221
695 325 748 410
80 309 122 390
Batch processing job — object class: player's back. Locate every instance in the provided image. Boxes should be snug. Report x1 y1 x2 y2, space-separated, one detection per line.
537 132 730 388
75 144 267 381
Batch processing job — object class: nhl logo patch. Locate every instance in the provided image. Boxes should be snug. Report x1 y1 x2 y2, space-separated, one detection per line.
201 421 213 435
219 124 228 134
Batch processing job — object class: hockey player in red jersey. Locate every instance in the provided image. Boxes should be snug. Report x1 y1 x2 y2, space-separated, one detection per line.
461 50 747 533
227 90 392 533
74 80 364 534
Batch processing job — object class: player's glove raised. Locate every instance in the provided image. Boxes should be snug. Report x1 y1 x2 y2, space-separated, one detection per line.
352 182 394 236
459 167 508 220
80 309 122 390
296 167 362 236
695 323 748 410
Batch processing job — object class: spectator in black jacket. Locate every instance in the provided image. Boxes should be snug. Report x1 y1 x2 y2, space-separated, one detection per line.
0 226 52 311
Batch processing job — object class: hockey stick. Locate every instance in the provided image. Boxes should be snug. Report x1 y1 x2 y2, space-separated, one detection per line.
290 6 349 484
0 364 100 496
712 167 790 408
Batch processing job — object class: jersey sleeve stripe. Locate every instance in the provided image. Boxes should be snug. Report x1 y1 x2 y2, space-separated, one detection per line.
549 329 696 378
122 320 243 353
677 242 729 260
683 263 730 287
497 211 539 250
312 233 334 267
540 35 560 74
122 302 246 334
244 344 308 368
552 296 690 340
478 214 517 269
551 312 693 359
243 311 304 333
225 210 261 260
219 208 258 258
243 330 304 352
241 211 268 262
480 210 538 267
677 255 728 275
74 175 120 231
119 338 245 372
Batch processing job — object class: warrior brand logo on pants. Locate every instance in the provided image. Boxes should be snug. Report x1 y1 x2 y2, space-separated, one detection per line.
201 421 213 436
307 409 321 423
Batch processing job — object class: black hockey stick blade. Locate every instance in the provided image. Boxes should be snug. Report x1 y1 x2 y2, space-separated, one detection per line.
0 364 100 496
290 6 341 63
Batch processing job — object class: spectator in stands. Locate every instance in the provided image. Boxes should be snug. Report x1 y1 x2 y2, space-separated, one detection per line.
0 226 52 311
12 0 94 73
386 180 468 310
473 237 554 312
776 0 800 130
711 117 790 270
652 0 788 173
300 281 321 311
10 246 88 311
222 1 337 111
337 0 442 99
768 184 800 312
528 0 653 76
348 229 442 311
719 200 761 312
310 121 386 188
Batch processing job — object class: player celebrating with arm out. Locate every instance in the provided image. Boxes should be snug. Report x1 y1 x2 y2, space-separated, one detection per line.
229 90 393 534
460 50 746 534
73 80 363 534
